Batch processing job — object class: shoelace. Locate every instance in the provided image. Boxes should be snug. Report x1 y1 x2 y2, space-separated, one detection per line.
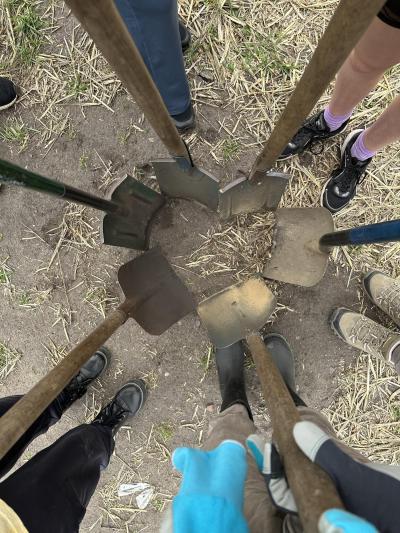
293 115 327 155
332 163 366 193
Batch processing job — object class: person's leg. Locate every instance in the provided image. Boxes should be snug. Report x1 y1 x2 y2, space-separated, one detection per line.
0 348 109 480
361 94 400 152
0 379 147 533
115 0 191 119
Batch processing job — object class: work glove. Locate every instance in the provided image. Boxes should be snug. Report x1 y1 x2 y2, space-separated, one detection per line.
169 440 249 533
247 420 400 532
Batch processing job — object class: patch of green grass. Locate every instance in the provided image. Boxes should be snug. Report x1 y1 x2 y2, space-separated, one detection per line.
153 498 164 512
391 405 400 422
240 30 295 77
156 422 174 442
0 259 12 285
221 139 241 161
79 153 89 169
9 1 45 66
0 119 29 150
0 341 21 381
67 74 89 97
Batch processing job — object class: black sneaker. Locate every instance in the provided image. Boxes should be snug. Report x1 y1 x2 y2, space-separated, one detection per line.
0 77 17 111
58 347 109 411
278 110 349 160
171 101 195 132
179 19 191 52
92 380 147 435
321 129 371 213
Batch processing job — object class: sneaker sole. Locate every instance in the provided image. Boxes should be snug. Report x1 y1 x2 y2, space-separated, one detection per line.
328 308 348 343
0 95 17 111
320 128 364 212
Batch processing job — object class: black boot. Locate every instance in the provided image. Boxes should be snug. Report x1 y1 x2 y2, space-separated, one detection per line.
179 19 191 52
215 341 252 419
263 334 306 407
92 380 147 436
57 346 109 411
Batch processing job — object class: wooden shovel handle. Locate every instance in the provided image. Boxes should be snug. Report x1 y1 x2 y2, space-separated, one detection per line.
247 334 343 533
0 308 127 460
249 0 386 180
64 0 189 161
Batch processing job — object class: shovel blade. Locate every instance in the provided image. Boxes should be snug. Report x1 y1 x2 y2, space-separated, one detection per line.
219 172 290 220
118 248 195 335
102 175 165 251
263 208 334 287
153 158 220 211
197 277 276 348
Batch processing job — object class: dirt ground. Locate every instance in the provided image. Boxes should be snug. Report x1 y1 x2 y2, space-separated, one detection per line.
1 1 400 532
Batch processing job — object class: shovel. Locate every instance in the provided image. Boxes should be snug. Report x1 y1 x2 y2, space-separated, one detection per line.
197 277 344 532
65 0 220 212
220 0 386 219
0 248 195 460
263 208 400 287
0 159 164 251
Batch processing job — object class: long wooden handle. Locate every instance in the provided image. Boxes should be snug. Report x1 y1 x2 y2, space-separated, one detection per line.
247 334 343 533
64 0 189 160
249 0 386 180
0 308 127 460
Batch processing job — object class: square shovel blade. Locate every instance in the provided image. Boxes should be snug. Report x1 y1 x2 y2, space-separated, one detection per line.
219 172 290 220
102 175 165 251
197 277 276 348
118 248 196 335
153 158 220 211
263 208 335 287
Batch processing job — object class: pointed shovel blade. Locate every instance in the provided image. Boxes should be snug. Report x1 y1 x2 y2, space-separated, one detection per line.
118 248 196 335
197 277 276 348
263 208 334 287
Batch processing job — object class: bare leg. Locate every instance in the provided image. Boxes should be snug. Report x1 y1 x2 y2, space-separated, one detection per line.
362 95 400 152
329 18 400 116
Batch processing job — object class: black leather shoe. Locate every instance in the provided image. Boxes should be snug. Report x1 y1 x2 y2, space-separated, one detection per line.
171 101 195 132
179 19 191 52
92 380 147 435
215 341 252 419
59 347 109 411
0 77 17 111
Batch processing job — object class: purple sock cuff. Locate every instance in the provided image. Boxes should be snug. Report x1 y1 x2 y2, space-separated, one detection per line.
350 131 376 161
323 106 353 132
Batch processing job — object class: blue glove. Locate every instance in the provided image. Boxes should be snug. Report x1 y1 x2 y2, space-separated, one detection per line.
172 439 249 533
319 509 377 533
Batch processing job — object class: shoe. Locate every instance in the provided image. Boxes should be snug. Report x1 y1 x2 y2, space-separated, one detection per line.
171 101 195 133
363 271 400 328
58 347 109 411
330 308 400 369
179 19 191 52
321 130 371 213
92 379 147 435
0 77 17 111
215 341 252 419
278 110 349 161
263 334 296 391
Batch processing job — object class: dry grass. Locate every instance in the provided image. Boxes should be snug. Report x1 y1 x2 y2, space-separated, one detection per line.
0 341 21 380
325 354 400 464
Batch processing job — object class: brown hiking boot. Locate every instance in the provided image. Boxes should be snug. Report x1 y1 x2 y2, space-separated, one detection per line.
363 271 400 327
330 308 400 371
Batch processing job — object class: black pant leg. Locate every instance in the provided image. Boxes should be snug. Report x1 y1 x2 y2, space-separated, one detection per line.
0 424 114 533
0 395 64 479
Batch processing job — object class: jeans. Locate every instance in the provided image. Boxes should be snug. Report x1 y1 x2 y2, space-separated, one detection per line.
0 396 114 532
115 0 191 115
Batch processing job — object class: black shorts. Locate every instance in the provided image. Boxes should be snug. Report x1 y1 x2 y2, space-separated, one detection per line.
378 0 400 28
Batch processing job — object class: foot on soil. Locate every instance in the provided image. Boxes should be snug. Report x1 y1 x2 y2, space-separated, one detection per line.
59 346 109 411
321 130 371 213
171 101 195 133
92 379 147 435
278 110 349 161
330 308 400 371
179 19 191 52
363 271 400 328
215 341 252 419
0 77 17 111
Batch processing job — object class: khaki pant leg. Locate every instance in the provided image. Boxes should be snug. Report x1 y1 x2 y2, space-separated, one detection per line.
204 404 283 533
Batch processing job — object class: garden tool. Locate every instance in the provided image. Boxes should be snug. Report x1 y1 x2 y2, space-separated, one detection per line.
0 248 195 460
197 277 344 532
263 208 400 287
220 0 386 219
65 0 220 211
0 159 164 250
